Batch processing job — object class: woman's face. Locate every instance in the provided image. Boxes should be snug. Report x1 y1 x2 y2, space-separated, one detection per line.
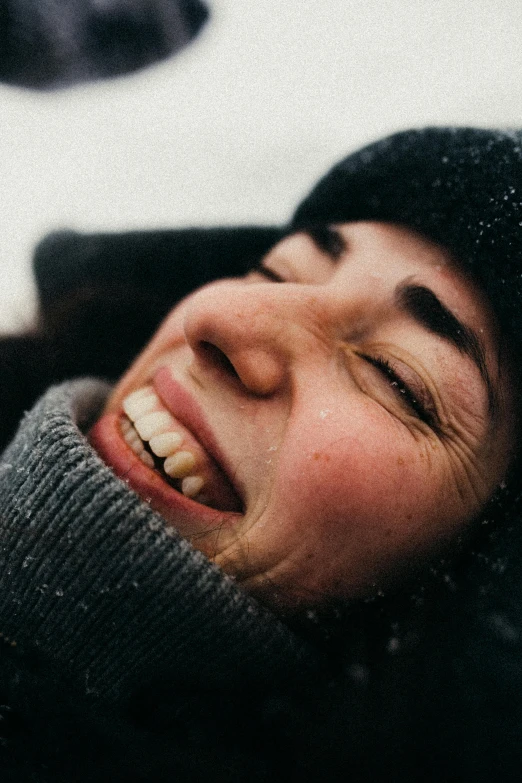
90 222 516 609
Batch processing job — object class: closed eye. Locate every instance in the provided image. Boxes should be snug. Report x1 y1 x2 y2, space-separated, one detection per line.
358 353 438 428
248 263 285 282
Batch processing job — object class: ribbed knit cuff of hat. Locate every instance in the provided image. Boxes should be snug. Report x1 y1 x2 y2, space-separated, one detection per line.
0 380 318 718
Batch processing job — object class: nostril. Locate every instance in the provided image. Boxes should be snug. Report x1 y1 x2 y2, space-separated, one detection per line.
200 341 239 379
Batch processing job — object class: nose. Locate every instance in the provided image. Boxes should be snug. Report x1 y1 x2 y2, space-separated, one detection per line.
183 280 324 396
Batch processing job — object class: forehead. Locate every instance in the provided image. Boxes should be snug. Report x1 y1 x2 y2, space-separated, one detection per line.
344 220 500 336
280 221 498 331
336 221 473 282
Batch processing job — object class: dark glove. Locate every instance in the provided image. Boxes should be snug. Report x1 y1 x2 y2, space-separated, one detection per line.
0 0 208 89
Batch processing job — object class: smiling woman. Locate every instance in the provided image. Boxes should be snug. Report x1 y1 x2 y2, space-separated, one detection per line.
90 221 517 610
0 127 521 781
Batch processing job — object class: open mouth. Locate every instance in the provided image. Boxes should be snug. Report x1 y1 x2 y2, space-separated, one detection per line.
117 384 242 514
120 413 205 499
89 373 244 530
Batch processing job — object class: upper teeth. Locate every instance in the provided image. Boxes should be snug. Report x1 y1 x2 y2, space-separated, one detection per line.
134 411 174 441
122 387 157 419
163 450 196 478
120 386 205 500
149 431 183 456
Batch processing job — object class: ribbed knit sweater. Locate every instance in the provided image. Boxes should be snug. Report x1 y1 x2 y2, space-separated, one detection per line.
0 379 318 781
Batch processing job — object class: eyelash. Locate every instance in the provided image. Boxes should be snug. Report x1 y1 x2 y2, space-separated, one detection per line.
358 353 436 427
249 263 285 282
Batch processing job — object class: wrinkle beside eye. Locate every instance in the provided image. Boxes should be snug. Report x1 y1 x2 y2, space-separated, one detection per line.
443 435 491 511
435 377 491 447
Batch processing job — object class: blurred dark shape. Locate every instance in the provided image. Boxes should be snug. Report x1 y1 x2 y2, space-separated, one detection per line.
0 0 208 89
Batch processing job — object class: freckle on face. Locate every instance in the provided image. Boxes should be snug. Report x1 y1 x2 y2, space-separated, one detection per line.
95 221 516 610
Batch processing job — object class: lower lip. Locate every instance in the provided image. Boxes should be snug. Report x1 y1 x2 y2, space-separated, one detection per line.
89 413 243 533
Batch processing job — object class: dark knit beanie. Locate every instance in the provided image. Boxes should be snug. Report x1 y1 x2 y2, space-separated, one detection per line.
293 127 522 349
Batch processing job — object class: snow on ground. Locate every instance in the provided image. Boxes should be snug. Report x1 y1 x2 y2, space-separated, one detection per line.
1 0 521 330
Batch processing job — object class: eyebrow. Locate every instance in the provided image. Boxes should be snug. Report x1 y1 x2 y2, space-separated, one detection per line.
395 282 497 414
305 226 498 414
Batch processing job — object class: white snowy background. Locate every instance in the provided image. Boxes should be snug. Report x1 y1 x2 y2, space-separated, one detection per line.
1 0 521 330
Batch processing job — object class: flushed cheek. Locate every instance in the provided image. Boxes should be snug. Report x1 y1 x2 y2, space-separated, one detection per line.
256 453 414 601
275 418 456 562
271 458 441 601
244 420 469 602
305 405 410 491
275 421 407 538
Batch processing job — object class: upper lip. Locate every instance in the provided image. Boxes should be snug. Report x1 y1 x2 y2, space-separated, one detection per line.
152 365 243 507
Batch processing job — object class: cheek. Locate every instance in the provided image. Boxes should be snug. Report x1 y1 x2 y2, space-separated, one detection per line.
105 297 194 412
273 410 464 577
257 418 426 601
277 414 410 540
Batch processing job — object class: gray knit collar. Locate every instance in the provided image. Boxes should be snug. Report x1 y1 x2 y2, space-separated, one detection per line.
0 379 319 710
